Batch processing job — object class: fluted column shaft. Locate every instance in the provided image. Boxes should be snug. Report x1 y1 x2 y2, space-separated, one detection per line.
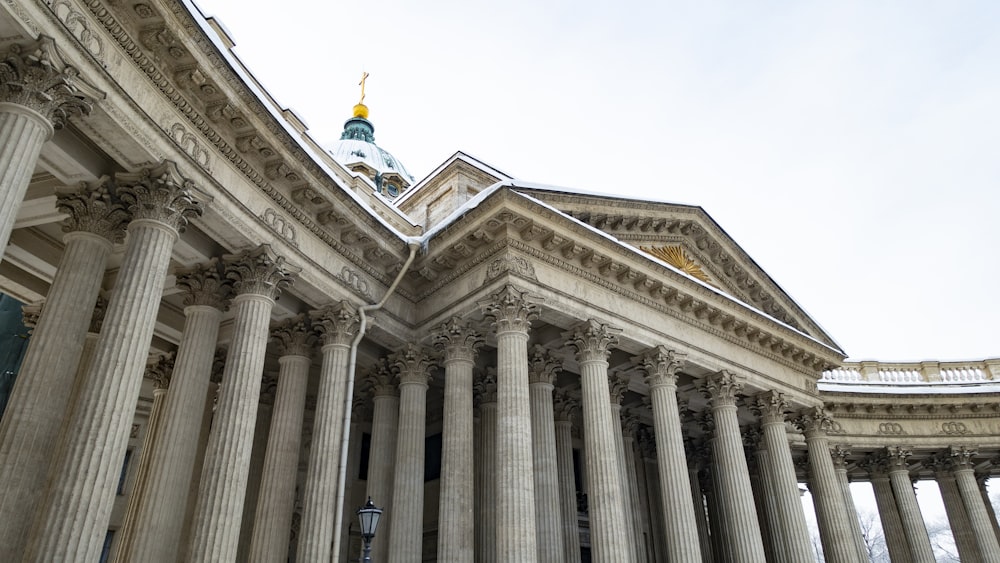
936 468 981 562
869 473 909 563
298 302 359 563
528 351 562 563
554 417 581 562
951 450 1000 561
566 319 628 563
482 286 539 562
25 182 196 562
687 462 714 562
387 345 433 563
621 431 647 561
435 319 482 562
475 396 498 563
494 325 537 561
751 391 811 562
188 246 294 562
798 408 863 563
884 450 935 563
608 401 639 563
366 362 399 563
125 262 227 562
248 352 310 563
0 104 51 254
113 360 172 561
701 372 765 562
831 450 869 562
0 228 118 559
639 347 702 561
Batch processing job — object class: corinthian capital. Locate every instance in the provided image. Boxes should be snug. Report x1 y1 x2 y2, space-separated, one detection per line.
390 343 435 386
311 301 361 347
362 358 399 398
479 284 540 334
830 446 852 469
115 161 204 232
751 390 789 425
145 352 175 390
609 371 629 405
528 345 561 386
564 318 622 364
949 446 978 470
473 367 498 405
882 446 913 471
0 36 104 129
794 406 835 437
271 315 315 357
56 179 129 243
553 387 578 422
635 345 685 388
432 317 483 363
699 370 743 408
224 244 297 299
175 259 231 309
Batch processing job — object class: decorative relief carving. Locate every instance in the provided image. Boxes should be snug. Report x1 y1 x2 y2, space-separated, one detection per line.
484 251 536 283
261 208 297 246
941 421 970 435
876 422 906 435
52 1 104 57
336 267 371 300
115 161 203 231
169 122 211 170
132 3 155 18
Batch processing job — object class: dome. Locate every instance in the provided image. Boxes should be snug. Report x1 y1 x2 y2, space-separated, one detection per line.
327 105 415 199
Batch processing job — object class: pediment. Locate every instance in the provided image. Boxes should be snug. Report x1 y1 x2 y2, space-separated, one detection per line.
510 188 839 349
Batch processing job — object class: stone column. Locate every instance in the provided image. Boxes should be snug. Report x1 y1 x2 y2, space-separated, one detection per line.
700 370 766 562
297 301 360 563
951 447 1000 560
750 391 813 563
248 317 314 563
978 474 1000 543
113 354 173 560
629 425 655 562
481 285 540 562
187 245 296 562
863 458 910 563
120 262 228 562
0 182 127 561
474 369 498 563
636 346 702 562
929 455 981 562
364 358 399 563
607 372 640 563
564 319 629 563
24 162 203 562
553 389 582 563
386 344 434 563
637 429 666 561
433 317 483 562
744 428 776 562
882 447 935 563
830 447 869 561
527 345 564 563
686 444 714 563
620 414 649 562
0 37 102 255
795 407 865 563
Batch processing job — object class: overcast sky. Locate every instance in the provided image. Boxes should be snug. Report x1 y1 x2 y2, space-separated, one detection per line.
193 0 999 362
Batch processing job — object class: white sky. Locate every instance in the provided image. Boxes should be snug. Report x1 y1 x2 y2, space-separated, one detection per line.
193 0 999 362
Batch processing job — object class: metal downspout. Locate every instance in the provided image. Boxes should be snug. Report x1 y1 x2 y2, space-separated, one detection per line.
331 240 419 562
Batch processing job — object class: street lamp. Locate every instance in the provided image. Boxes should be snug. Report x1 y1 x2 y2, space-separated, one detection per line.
357 496 383 563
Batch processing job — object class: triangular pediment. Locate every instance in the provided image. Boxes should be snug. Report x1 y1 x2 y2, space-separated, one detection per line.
509 187 839 349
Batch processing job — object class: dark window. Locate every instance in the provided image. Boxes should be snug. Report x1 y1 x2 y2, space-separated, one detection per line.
117 449 132 495
424 433 442 482
99 530 114 563
358 432 371 480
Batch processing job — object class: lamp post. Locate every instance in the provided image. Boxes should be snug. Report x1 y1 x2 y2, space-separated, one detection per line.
357 496 383 563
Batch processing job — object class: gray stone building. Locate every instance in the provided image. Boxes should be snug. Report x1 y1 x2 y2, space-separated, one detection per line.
0 1 997 562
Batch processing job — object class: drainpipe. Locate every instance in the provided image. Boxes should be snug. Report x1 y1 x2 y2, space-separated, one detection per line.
331 240 420 563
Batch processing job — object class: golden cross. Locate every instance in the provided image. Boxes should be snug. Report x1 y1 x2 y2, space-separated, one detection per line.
358 71 369 105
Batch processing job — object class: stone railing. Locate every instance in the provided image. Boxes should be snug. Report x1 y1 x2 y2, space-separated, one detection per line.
821 359 1000 385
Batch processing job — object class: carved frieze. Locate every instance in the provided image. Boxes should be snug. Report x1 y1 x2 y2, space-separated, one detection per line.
261 208 297 247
